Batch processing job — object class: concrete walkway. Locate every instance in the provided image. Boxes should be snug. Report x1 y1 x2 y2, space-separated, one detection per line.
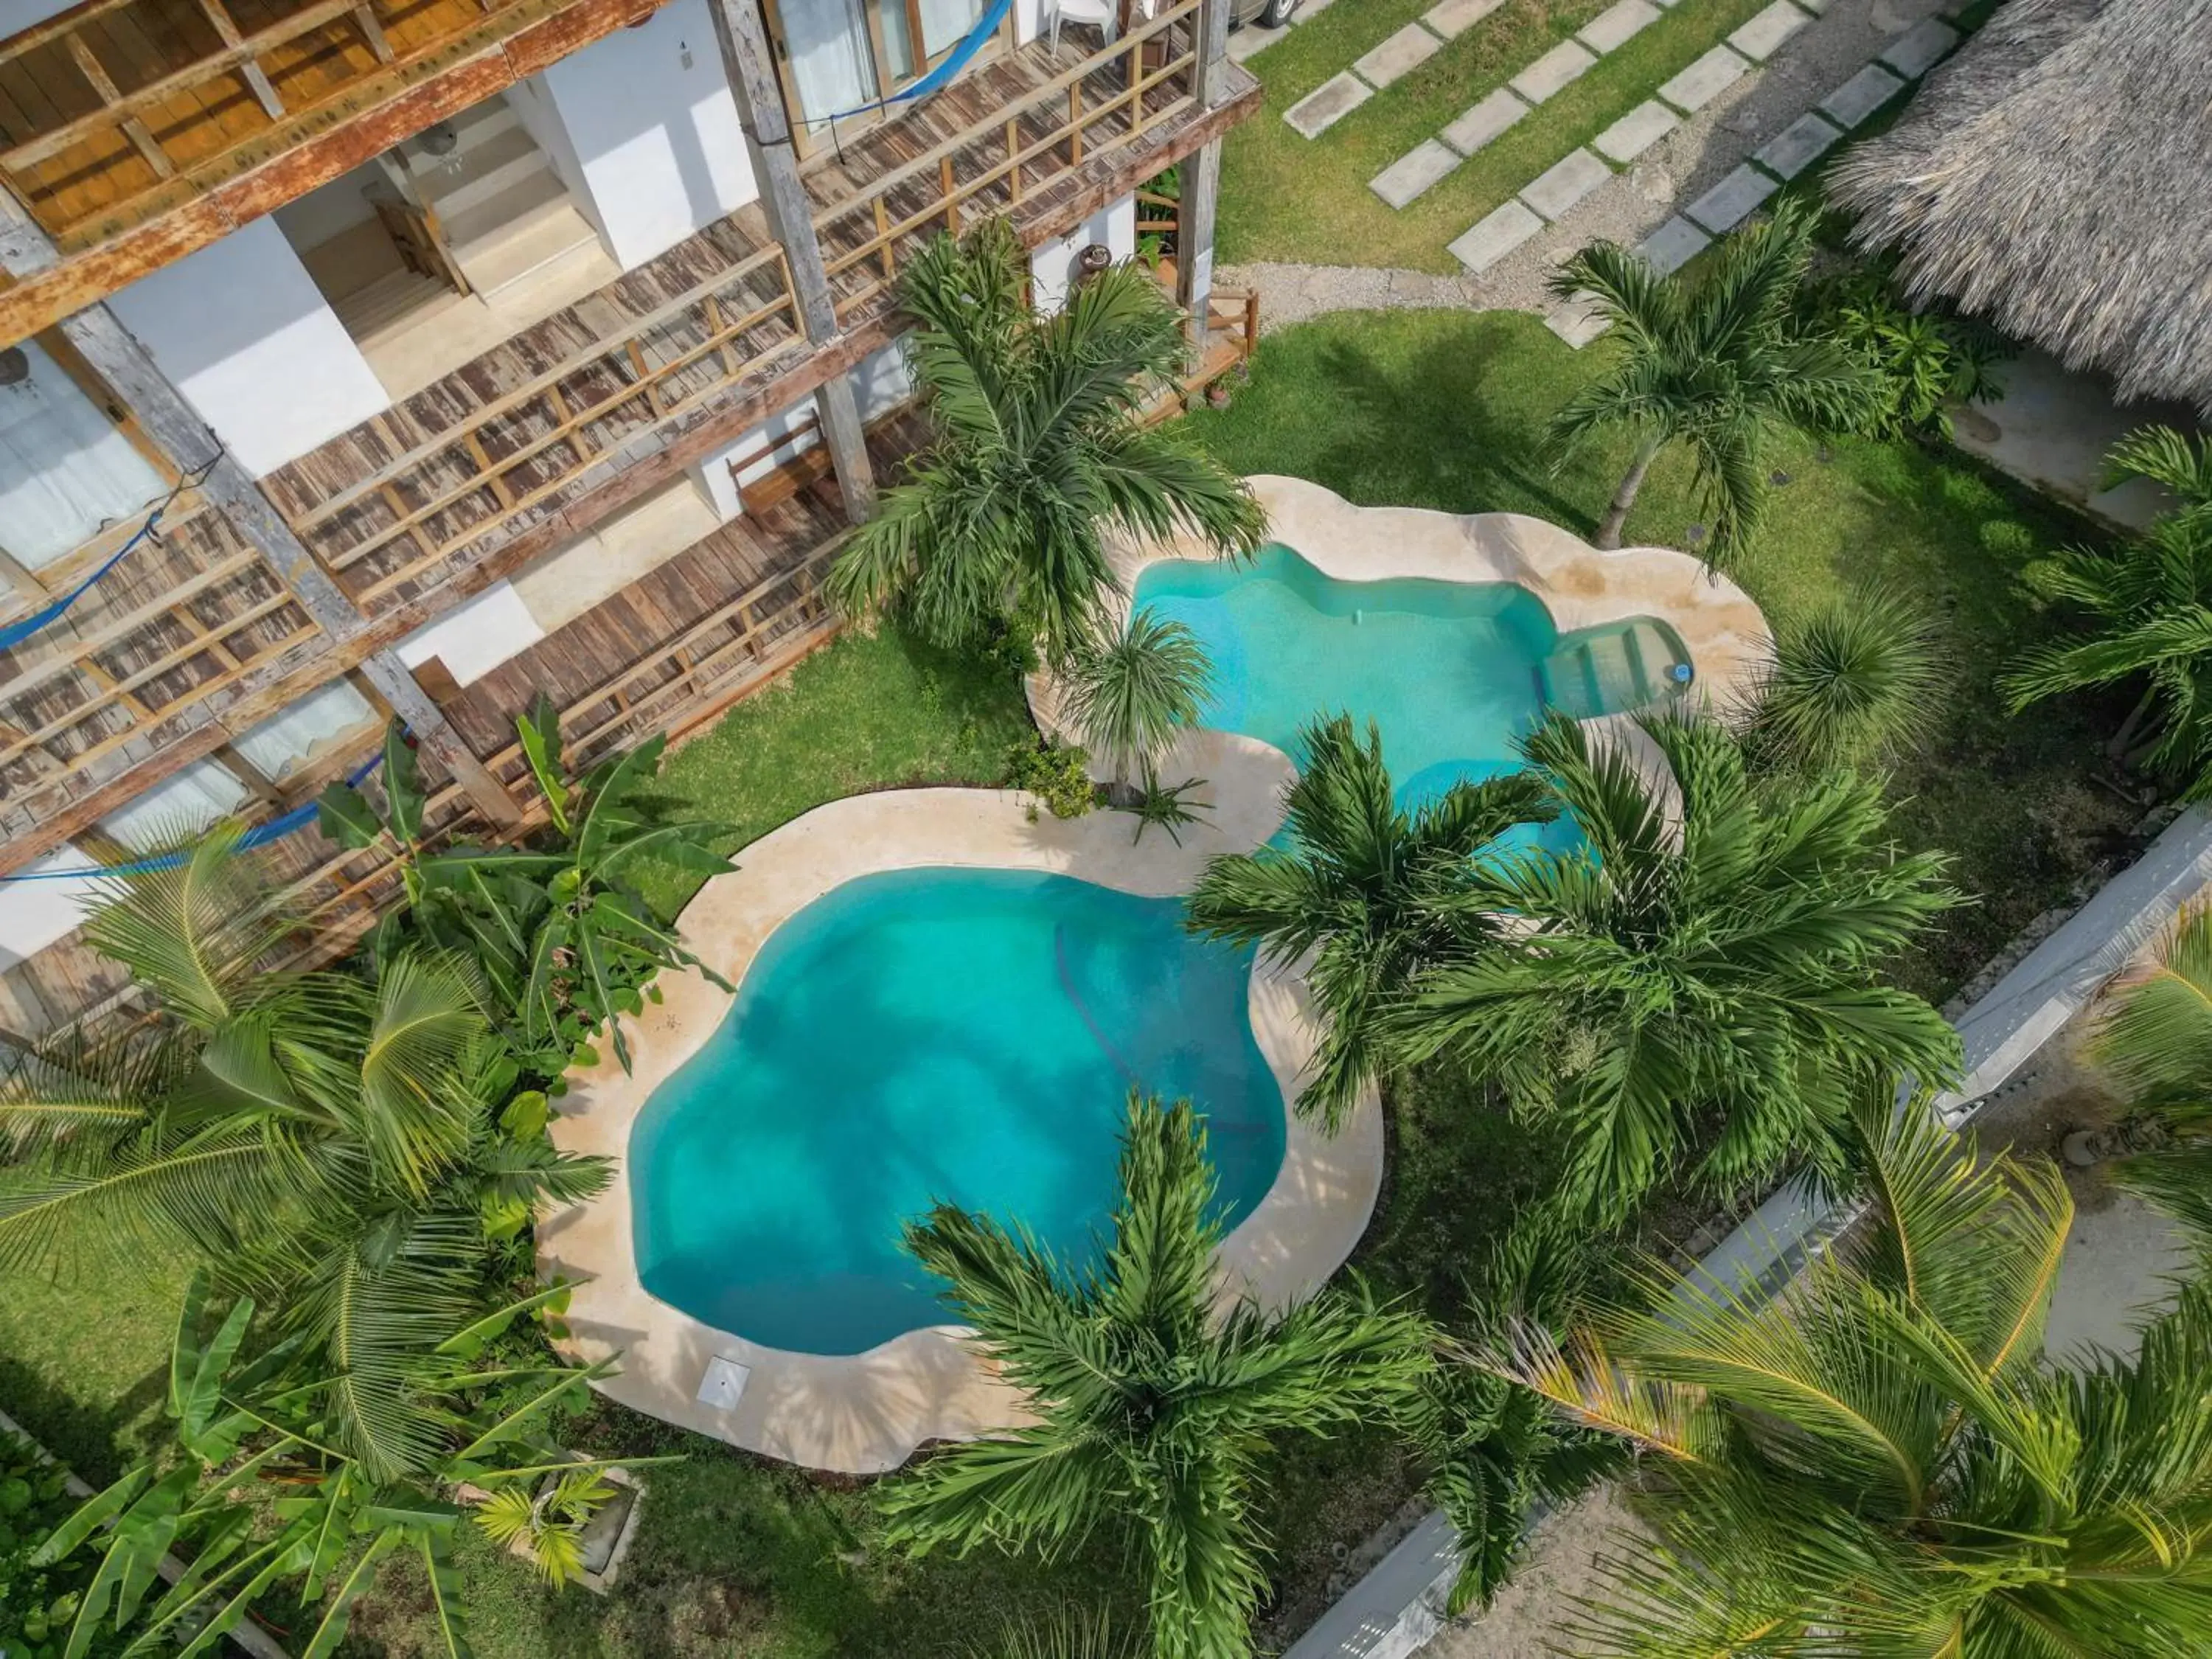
1220 0 1955 335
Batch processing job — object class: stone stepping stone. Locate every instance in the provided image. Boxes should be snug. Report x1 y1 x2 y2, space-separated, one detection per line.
1818 62 1905 129
1371 139 1464 208
1576 0 1660 54
1511 38 1599 105
1425 0 1503 41
1449 200 1543 274
1683 162 1779 234
1879 17 1959 80
1658 45 1750 114
1354 21 1446 90
1593 100 1678 163
1545 291 1612 349
1728 0 1812 63
1284 71 1374 137
1636 215 1711 274
1520 147 1613 221
1753 110 1844 180
1441 86 1531 156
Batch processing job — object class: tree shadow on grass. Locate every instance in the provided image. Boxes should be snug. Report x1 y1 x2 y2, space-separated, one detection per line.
1194 311 1610 536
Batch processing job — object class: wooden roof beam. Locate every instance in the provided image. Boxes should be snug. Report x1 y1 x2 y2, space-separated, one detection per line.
0 0 664 349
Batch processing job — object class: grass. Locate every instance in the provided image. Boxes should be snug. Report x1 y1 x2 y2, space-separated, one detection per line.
1182 307 2139 996
0 308 2143 1658
1220 0 1778 272
629 625 1037 918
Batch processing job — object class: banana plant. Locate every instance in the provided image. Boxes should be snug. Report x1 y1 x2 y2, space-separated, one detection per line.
33 1275 669 1659
321 699 738 1075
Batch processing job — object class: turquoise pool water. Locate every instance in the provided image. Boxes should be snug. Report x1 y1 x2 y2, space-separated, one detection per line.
1133 545 1688 843
630 868 1286 1355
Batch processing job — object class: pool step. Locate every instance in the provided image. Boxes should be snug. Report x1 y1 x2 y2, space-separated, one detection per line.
1537 621 1690 719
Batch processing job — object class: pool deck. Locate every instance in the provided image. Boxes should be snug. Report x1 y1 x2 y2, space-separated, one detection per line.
541 476 1770 1475
540 727 1386 1475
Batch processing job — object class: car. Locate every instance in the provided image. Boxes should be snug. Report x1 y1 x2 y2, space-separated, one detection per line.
1229 0 1298 30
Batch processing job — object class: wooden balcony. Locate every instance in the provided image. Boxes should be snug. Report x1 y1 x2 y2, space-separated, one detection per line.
254 2 1252 629
0 17 1257 880
0 254 1259 1037
0 0 663 344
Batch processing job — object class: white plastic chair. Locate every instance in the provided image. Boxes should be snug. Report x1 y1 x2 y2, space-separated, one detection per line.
1050 0 1119 50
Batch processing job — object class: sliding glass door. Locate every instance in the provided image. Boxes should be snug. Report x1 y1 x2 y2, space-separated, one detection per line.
768 0 994 147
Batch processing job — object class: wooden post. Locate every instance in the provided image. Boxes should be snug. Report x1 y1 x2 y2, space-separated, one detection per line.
0 190 524 830
706 0 877 524
1174 0 1231 380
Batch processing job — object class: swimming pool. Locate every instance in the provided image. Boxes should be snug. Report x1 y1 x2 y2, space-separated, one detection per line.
630 866 1287 1356
1133 543 1689 822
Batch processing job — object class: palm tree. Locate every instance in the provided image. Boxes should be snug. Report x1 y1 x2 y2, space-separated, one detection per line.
1403 1202 1625 1613
1498 1095 2212 1657
2002 426 2212 796
38 1273 657 1658
880 1094 1434 1659
1744 585 1941 771
1549 198 1878 567
1062 607 1214 800
1392 710 1962 1220
1185 713 1555 1131
0 832 609 1470
2086 897 2212 1243
827 218 1267 667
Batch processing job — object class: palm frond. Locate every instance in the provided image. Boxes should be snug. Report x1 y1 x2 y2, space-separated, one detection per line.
82 827 296 1029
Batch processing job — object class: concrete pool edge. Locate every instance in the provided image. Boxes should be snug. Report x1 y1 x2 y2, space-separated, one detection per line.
1026 473 1773 760
537 729 1385 1475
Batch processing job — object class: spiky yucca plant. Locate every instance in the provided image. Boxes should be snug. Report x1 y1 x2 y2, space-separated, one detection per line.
1747 585 1941 770
828 218 1266 667
880 1095 1433 1659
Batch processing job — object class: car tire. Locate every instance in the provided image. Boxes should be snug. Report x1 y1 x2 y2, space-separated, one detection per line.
1259 0 1297 26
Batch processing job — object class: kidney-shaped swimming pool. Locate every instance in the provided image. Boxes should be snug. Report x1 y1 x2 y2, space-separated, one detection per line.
629 866 1287 1356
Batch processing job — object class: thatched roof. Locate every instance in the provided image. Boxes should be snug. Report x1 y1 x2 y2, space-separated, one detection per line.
1828 0 2212 412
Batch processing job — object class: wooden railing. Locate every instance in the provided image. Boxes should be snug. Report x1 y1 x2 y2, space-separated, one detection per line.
279 243 801 608
813 0 1203 326
0 0 590 245
0 508 324 793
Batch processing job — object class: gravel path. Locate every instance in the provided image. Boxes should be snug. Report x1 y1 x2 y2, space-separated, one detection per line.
1218 0 1950 335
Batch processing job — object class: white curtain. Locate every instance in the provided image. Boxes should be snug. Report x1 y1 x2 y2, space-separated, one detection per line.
918 0 984 58
232 679 379 783
0 341 167 571
782 0 879 124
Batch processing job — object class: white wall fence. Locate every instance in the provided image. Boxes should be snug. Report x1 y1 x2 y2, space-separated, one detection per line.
1285 804 2212 1659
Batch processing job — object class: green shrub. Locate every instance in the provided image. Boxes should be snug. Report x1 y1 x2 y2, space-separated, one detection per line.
1005 737 1097 819
1809 268 2011 440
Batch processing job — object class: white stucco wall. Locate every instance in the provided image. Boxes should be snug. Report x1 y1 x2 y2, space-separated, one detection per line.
1028 194 1138 312
695 340 914 520
397 579 547 686
107 218 390 478
528 0 761 271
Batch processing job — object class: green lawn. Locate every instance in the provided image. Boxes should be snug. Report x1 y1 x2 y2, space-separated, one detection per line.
0 311 2140 1657
1220 0 1779 272
1182 308 2138 995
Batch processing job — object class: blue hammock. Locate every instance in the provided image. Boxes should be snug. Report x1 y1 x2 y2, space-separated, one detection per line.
812 0 1013 126
0 454 221 655
0 748 386 884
